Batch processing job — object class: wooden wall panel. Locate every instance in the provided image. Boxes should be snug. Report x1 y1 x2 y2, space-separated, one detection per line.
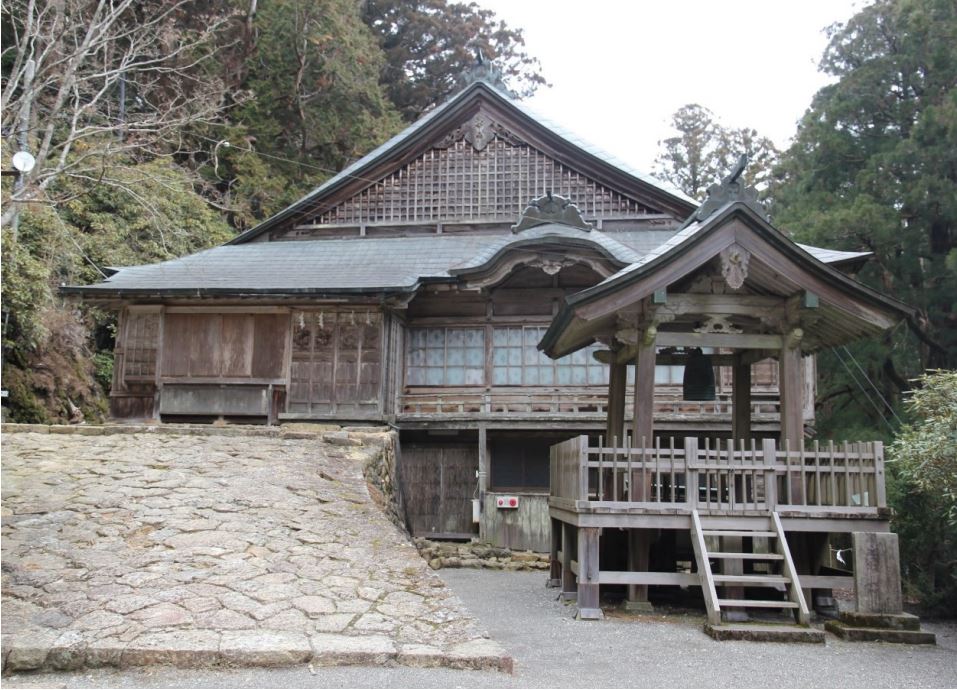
188 314 222 377
161 312 288 381
252 314 287 378
288 309 383 416
162 313 191 377
222 315 254 377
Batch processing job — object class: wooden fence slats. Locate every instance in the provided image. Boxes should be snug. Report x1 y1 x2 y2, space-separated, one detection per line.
555 435 885 515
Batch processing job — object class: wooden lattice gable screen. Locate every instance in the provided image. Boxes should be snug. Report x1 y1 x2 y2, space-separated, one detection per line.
297 110 658 228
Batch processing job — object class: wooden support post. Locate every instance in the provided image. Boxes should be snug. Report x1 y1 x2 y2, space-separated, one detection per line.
632 336 656 446
477 424 488 541
779 344 804 446
624 529 654 612
561 522 577 602
576 527 603 620
779 344 805 504
732 355 751 442
548 518 561 588
606 356 627 445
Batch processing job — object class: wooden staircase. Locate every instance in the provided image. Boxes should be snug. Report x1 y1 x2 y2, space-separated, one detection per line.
691 511 824 642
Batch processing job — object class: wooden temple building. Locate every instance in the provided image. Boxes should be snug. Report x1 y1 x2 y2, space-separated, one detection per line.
66 69 921 636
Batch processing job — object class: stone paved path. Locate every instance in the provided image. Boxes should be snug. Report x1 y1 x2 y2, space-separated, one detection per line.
0 427 508 672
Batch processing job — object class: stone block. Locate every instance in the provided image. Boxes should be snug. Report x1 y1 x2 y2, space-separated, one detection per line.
121 630 221 667
310 633 396 666
220 630 311 667
85 638 126 668
853 532 903 614
4 629 59 671
395 644 446 668
47 630 89 670
447 638 513 673
705 623 825 644
839 611 921 631
825 620 936 644
322 432 362 447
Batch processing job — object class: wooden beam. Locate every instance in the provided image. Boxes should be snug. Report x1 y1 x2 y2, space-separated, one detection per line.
599 571 698 586
662 293 784 316
656 332 784 349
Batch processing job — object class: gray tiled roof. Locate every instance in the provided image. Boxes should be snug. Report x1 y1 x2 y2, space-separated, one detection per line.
65 223 872 297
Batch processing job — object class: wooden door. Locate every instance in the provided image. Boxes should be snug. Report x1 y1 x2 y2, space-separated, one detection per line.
400 444 477 539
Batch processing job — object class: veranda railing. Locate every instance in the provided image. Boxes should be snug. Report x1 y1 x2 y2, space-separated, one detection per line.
549 435 886 516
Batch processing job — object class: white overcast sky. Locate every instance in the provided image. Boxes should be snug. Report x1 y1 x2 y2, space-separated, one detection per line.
477 0 866 172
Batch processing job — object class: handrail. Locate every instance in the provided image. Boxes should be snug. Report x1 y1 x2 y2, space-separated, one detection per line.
399 388 783 418
549 436 886 516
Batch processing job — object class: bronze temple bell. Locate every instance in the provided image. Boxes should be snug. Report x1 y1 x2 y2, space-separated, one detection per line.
682 347 716 401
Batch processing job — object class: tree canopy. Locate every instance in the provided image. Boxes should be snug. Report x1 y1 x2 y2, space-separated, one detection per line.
653 103 779 200
0 0 545 422
362 0 546 121
773 0 957 434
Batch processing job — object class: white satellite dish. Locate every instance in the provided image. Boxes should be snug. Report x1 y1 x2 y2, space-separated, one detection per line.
11 151 36 173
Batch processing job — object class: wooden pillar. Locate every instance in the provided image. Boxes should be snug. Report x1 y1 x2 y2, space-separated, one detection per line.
779 344 804 446
632 336 656 447
477 424 488 541
625 529 654 611
726 356 751 619
576 527 603 620
560 522 577 602
732 355 751 442
779 343 805 504
548 518 562 587
606 356 627 446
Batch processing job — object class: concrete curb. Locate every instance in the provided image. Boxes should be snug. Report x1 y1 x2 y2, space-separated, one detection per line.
1 633 513 674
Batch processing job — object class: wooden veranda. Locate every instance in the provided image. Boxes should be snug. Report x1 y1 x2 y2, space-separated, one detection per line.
547 435 888 623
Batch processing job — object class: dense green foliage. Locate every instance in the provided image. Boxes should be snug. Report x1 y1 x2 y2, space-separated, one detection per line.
889 370 957 614
773 0 957 436
1 0 542 422
362 0 546 120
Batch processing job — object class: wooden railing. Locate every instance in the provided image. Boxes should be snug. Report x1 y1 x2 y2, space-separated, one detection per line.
399 387 782 419
549 435 886 516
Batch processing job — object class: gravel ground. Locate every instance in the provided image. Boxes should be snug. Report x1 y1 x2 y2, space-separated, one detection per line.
5 569 956 688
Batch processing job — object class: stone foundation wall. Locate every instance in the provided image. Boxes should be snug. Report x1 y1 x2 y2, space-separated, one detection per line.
350 429 406 532
414 538 550 572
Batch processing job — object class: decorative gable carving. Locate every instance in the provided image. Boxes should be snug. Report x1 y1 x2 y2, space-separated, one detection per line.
436 111 524 151
512 192 592 232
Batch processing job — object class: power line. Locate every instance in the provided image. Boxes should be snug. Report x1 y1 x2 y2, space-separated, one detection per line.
194 134 383 186
841 345 904 426
832 347 896 435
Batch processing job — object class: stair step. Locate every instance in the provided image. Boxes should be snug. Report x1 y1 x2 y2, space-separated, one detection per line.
708 552 784 560
713 574 790 585
718 598 798 609
703 530 776 538
706 622 825 644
